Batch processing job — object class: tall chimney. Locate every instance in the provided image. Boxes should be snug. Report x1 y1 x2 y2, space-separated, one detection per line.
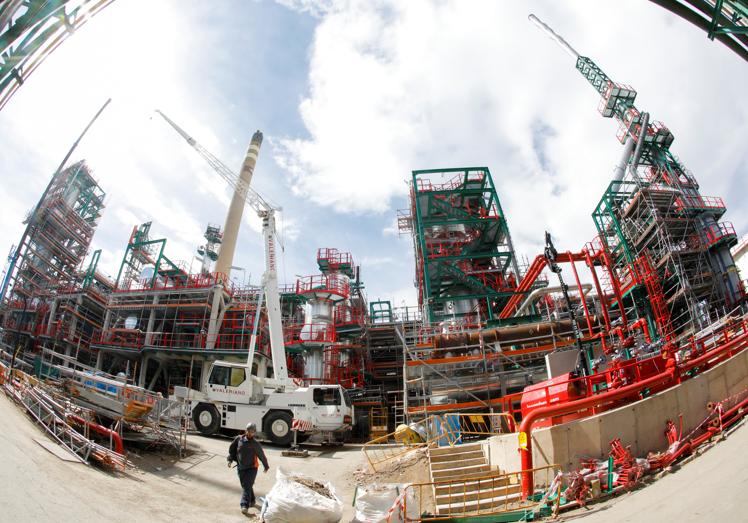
214 130 263 279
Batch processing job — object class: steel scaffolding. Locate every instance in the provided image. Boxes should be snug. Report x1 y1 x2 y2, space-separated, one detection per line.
400 167 521 325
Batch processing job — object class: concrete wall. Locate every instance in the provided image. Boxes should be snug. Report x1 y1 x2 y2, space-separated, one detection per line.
487 348 748 475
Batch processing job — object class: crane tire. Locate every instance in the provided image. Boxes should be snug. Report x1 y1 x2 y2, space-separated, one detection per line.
193 403 221 436
264 411 293 446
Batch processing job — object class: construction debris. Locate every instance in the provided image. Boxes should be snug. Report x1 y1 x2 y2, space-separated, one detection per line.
289 476 333 499
352 483 417 523
1 364 130 470
556 390 748 510
262 468 343 523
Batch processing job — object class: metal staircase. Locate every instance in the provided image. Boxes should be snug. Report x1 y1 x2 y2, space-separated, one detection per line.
427 443 522 516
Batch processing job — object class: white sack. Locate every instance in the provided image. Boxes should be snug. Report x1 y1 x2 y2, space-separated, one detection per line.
262 467 342 523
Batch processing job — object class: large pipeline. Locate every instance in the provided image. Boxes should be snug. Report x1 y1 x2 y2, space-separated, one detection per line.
67 414 125 456
518 368 676 498
433 317 601 349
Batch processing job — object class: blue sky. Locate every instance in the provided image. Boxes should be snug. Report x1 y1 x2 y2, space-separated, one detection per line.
1 0 747 308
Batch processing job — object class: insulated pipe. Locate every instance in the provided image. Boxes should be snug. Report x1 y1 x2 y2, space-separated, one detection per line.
432 317 600 349
514 284 593 316
630 112 650 174
67 414 124 455
518 368 676 498
612 137 636 182
214 131 263 279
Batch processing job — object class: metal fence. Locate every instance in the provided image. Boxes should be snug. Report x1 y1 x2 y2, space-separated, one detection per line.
400 465 560 521
362 412 515 472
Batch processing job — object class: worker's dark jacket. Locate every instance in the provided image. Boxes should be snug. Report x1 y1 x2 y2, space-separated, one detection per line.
228 435 269 471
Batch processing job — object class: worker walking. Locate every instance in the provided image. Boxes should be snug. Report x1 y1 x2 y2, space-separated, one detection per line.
228 422 269 514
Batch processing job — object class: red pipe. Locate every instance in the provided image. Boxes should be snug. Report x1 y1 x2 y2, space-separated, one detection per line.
518 326 748 497
585 251 611 332
67 414 125 455
716 395 748 431
629 318 652 344
680 328 748 373
568 255 594 337
518 368 675 498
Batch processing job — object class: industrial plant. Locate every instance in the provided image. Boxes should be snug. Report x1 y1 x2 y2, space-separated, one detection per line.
2 1 748 522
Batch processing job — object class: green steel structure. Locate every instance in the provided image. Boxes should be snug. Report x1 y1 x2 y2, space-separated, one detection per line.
81 248 101 289
115 221 187 290
649 0 748 63
369 300 393 324
0 0 116 111
403 167 520 325
577 51 743 339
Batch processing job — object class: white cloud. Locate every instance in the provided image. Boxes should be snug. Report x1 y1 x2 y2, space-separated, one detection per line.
0 1 248 279
274 0 334 17
3 0 747 309
361 256 395 267
273 0 748 260
277 212 302 243
381 222 398 237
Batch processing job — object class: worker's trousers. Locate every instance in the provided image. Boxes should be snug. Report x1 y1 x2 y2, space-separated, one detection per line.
238 467 258 508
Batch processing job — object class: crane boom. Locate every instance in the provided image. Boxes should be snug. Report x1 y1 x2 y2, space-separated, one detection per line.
156 110 290 387
155 110 276 216
528 14 675 170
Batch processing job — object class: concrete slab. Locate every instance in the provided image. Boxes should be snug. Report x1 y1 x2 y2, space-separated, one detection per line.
34 438 83 463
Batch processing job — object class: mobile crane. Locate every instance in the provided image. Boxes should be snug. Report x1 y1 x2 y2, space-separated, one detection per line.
157 111 352 445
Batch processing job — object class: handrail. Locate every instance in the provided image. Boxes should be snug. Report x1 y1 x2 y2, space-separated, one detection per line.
401 464 560 521
362 412 515 472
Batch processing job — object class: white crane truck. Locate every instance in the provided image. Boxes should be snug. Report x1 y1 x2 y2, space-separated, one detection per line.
161 112 353 445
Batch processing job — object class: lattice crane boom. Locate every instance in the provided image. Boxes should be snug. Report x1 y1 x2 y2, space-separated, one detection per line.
529 14 675 158
156 110 290 387
155 110 277 217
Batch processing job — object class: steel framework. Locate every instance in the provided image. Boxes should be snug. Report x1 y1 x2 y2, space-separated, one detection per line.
401 167 521 325
649 0 748 63
0 0 116 110
582 53 743 339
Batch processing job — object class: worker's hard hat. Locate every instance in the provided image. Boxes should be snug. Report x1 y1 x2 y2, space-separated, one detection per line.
246 422 257 432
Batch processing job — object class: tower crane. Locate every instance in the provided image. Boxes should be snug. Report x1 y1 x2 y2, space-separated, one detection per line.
157 111 352 444
529 13 674 176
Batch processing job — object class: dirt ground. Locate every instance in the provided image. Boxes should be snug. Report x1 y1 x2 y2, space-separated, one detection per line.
0 392 391 522
6 384 744 523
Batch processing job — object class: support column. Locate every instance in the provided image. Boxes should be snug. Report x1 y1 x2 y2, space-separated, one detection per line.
206 286 226 350
68 295 83 341
144 295 159 345
46 298 58 336
148 360 164 390
138 355 149 388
